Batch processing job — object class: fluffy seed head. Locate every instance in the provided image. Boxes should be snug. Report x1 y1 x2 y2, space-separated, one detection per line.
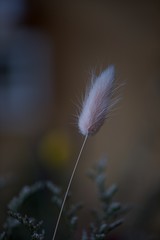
78 65 115 136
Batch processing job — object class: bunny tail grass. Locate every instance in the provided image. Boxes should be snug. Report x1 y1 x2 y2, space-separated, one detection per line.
78 65 115 136
52 134 88 240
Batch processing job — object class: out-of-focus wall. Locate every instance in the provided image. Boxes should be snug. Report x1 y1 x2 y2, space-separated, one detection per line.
49 0 160 201
48 1 160 234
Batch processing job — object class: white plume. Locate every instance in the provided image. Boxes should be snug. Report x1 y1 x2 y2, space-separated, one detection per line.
78 65 115 136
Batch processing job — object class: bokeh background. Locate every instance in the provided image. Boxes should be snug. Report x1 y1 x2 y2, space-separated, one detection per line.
0 0 160 239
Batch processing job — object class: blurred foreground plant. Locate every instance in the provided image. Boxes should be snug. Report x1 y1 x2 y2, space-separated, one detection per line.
0 160 127 240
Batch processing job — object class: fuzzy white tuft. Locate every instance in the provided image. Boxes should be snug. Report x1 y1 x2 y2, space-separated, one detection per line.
78 65 115 136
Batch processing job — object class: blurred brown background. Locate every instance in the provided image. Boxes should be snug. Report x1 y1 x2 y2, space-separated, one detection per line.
0 0 160 238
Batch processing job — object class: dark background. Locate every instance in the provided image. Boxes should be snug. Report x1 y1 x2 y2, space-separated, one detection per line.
0 0 160 239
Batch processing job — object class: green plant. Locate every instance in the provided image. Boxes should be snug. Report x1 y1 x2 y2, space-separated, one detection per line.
0 160 127 240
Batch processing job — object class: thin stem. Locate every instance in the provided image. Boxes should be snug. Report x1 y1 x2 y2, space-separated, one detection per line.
52 134 88 240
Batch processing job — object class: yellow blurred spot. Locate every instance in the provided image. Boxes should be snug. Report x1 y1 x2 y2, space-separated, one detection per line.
39 130 71 168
